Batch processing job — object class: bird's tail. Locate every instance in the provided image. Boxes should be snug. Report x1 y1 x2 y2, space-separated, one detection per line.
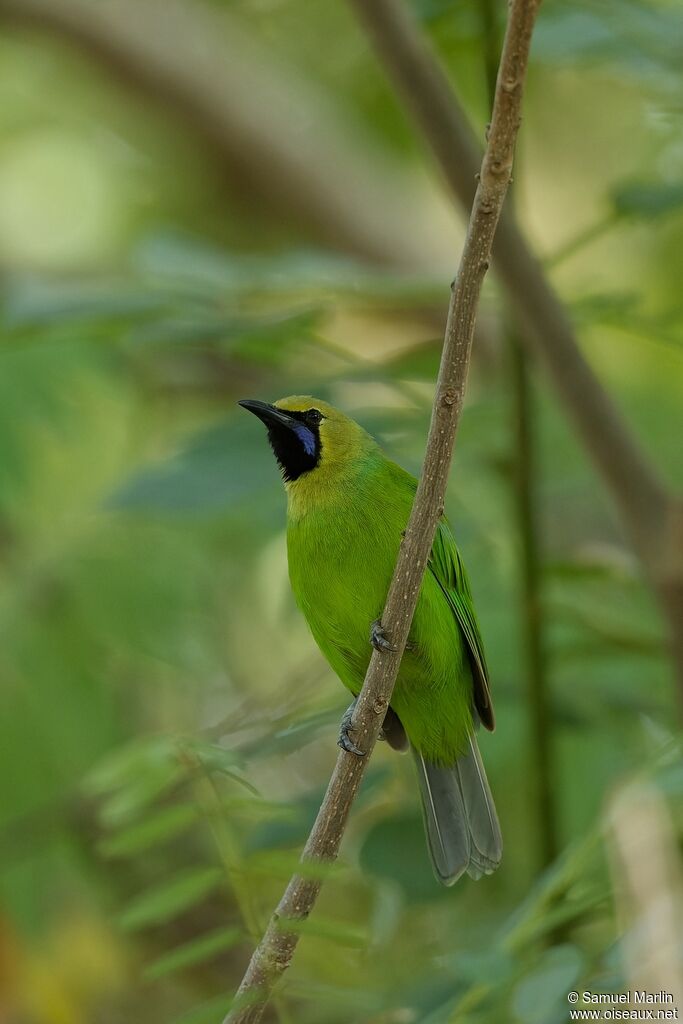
412 732 502 886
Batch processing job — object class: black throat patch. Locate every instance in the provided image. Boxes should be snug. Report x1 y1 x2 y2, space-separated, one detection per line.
267 410 321 482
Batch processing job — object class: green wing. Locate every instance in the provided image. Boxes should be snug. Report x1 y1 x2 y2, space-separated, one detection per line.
429 519 495 731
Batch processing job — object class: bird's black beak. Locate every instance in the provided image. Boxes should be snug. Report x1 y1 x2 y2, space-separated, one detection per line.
238 399 297 431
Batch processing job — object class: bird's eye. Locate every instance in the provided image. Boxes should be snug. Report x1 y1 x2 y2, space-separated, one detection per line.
306 409 323 425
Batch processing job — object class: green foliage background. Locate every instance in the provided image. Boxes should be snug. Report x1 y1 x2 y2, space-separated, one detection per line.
0 0 682 1021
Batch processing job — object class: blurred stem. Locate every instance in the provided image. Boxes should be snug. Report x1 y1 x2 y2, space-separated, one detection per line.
509 334 557 868
480 0 557 870
545 211 619 270
312 332 428 410
182 748 293 1024
193 766 263 939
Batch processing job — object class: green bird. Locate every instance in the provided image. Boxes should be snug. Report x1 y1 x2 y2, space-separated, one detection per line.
240 395 502 885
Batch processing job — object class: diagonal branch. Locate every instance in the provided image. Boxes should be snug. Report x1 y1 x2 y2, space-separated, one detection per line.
224 1 541 1020
346 0 683 706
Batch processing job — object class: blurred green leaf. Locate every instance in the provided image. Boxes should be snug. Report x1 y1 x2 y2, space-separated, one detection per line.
611 181 683 219
172 994 233 1024
99 804 199 857
571 291 640 323
341 340 442 384
245 790 332 853
98 765 184 830
133 234 442 304
127 307 322 363
503 835 601 952
86 737 191 829
533 0 683 84
86 736 178 796
284 913 369 949
240 707 340 758
247 767 391 853
1 276 166 329
177 739 255 790
110 416 282 518
455 949 515 986
359 812 438 899
512 945 584 1024
550 595 662 656
282 979 384 1013
145 925 244 980
119 867 223 931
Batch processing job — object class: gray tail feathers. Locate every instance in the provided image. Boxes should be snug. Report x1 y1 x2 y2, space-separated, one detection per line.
413 735 502 886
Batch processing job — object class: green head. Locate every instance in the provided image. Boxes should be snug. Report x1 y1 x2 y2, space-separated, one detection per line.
239 396 377 494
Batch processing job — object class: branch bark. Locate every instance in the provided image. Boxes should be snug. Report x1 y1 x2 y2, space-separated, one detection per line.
224 1 541 1019
346 0 683 705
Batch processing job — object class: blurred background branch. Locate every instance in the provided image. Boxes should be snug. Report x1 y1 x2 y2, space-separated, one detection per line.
0 0 458 270
479 0 557 871
608 782 683 1009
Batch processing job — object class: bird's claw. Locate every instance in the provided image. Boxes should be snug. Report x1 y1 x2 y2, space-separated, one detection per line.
338 731 364 756
370 619 397 653
337 699 365 757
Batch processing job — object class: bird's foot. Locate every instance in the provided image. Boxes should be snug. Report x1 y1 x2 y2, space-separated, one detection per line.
370 619 397 653
337 698 364 756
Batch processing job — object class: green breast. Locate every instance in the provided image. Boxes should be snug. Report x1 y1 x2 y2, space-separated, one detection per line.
286 457 474 762
287 463 406 688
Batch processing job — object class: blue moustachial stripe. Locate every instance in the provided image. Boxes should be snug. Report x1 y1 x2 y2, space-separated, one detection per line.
292 422 317 456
